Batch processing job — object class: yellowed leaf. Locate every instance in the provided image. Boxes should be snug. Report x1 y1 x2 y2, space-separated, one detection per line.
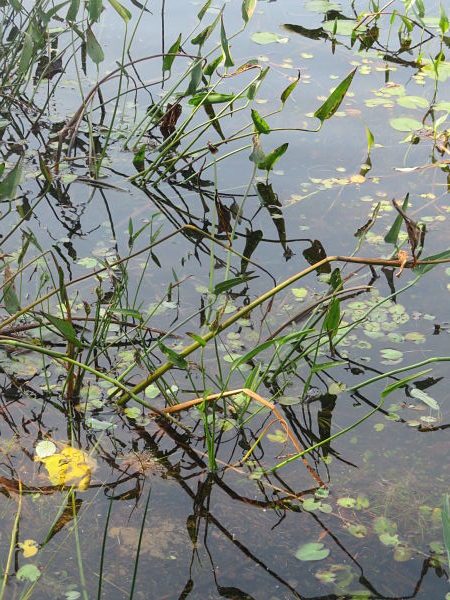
350 174 366 183
18 539 39 558
35 445 93 491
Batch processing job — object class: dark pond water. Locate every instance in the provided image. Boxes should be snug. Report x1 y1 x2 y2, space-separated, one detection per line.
1 0 450 598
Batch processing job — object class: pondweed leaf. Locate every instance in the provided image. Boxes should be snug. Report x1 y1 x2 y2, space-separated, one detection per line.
220 16 234 67
86 27 104 64
88 0 102 22
442 494 450 572
257 142 288 171
0 158 22 200
389 117 421 132
251 31 288 44
43 313 83 348
66 0 80 21
198 0 211 21
191 12 221 46
295 542 330 561
410 387 439 410
251 109 270 134
414 248 450 274
18 31 33 75
108 0 131 21
281 71 300 106
314 68 356 126
188 92 236 106
384 194 408 244
163 34 181 72
242 0 256 24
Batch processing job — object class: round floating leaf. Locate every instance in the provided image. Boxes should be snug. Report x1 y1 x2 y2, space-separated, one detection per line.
295 542 330 561
278 395 301 406
328 382 346 396
394 544 413 562
251 31 288 44
16 564 40 582
389 117 422 132
373 516 397 535
323 19 362 36
379 532 400 546
124 407 141 419
348 524 368 538
380 348 403 362
292 287 308 299
337 497 356 508
35 440 57 458
396 95 428 109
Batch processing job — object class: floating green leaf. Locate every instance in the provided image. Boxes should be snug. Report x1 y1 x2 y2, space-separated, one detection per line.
251 31 288 45
389 117 422 132
16 564 41 582
410 387 439 410
396 95 429 109
158 341 187 368
295 542 330 561
314 68 357 126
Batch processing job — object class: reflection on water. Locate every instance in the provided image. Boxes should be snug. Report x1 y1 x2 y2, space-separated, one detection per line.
1 0 450 598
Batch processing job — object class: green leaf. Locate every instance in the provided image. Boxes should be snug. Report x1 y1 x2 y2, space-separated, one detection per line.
384 194 408 244
348 524 368 538
397 95 429 109
86 27 104 64
0 159 22 200
38 152 53 184
88 0 102 22
186 332 207 346
251 109 270 134
257 142 288 171
251 31 288 44
214 275 256 295
249 135 265 164
197 0 211 21
132 144 146 172
280 71 300 106
414 248 450 274
220 16 234 67
440 2 449 34
410 387 439 410
204 55 223 76
389 117 422 132
379 533 400 546
163 33 181 72
242 0 256 24
442 494 450 573
191 11 220 46
107 0 131 22
295 542 330 561
18 32 33 75
111 308 143 320
324 297 340 338
188 92 236 106
381 369 432 398
43 313 83 347
16 564 40 582
158 341 188 368
366 126 374 154
186 61 203 96
314 68 357 125
66 0 80 21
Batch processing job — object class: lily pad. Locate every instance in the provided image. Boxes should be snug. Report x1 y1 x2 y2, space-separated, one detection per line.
295 542 330 561
251 31 288 45
389 117 422 132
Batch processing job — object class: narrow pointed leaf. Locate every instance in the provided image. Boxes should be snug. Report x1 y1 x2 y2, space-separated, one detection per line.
186 61 203 96
242 0 256 24
414 248 450 275
163 33 181 72
66 0 80 21
0 159 23 200
44 313 83 347
18 32 33 75
257 142 288 171
280 71 300 106
158 341 188 368
384 194 408 244
86 27 104 64
220 16 234 67
314 68 357 125
88 0 102 22
251 109 270 134
197 0 211 20
107 0 131 22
